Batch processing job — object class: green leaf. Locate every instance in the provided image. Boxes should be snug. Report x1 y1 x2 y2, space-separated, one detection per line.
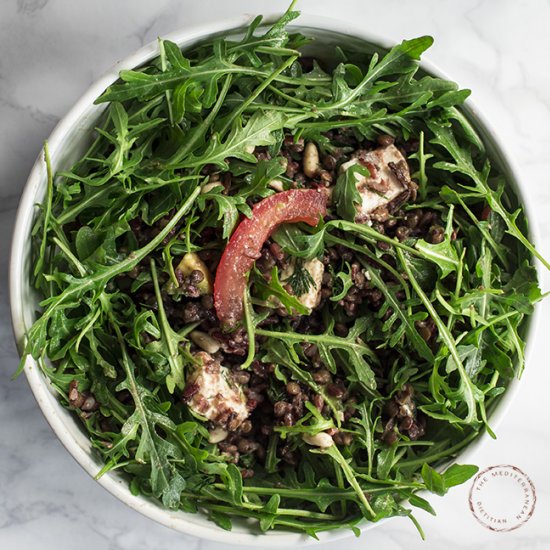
333 162 368 221
320 36 434 114
225 463 244 505
421 464 446 496
442 464 478 488
427 89 470 109
377 444 399 479
428 119 550 270
162 39 191 71
365 264 434 362
446 344 484 380
241 157 286 199
208 511 233 531
370 493 399 521
172 80 204 123
262 340 322 392
179 110 288 170
504 263 542 304
330 262 354 301
198 185 250 239
415 237 459 279
151 260 186 393
253 267 309 315
408 494 436 516
75 226 101 261
350 402 375 476
258 318 378 392
265 5 300 41
272 223 326 259
264 493 280 514
161 467 186 509
421 463 478 496
319 445 375 518
397 248 485 425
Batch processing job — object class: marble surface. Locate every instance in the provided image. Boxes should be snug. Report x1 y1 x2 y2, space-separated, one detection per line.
1 0 550 548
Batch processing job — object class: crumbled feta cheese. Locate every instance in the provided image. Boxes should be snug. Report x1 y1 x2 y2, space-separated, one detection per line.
183 352 249 430
281 257 325 310
340 144 416 223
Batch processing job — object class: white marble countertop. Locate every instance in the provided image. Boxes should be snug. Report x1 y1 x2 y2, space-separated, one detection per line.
1 1 550 549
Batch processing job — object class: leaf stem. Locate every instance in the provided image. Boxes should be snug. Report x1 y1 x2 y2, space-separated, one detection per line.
397 430 479 468
151 259 185 392
239 288 256 370
34 142 54 282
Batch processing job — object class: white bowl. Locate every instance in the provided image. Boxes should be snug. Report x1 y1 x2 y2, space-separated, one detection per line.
10 12 541 546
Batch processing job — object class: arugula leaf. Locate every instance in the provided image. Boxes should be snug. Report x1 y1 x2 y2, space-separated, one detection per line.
177 110 288 170
414 238 459 279
261 340 341 419
445 344 485 379
362 263 434 362
320 36 434 114
253 267 309 315
257 318 378 392
316 445 375 518
397 248 485 425
239 157 286 199
33 142 54 283
198 184 251 239
421 463 478 496
330 262 354 301
272 223 326 259
333 162 368 221
407 494 436 516
151 260 187 393
427 119 550 270
106 305 185 505
26 187 201 360
75 226 102 260
441 464 479 488
420 463 446 496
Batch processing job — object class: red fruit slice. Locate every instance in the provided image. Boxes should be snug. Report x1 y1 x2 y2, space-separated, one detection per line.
214 189 327 330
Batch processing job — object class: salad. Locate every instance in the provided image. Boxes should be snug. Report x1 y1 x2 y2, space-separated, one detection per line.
22 5 546 538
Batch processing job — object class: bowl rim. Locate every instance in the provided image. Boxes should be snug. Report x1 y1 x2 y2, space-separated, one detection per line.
9 10 542 547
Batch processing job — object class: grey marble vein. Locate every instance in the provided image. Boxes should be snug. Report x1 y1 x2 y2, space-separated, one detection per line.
17 0 49 16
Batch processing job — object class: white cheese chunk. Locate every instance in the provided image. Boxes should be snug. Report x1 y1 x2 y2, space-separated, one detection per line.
281 257 325 310
340 144 412 223
183 352 249 430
